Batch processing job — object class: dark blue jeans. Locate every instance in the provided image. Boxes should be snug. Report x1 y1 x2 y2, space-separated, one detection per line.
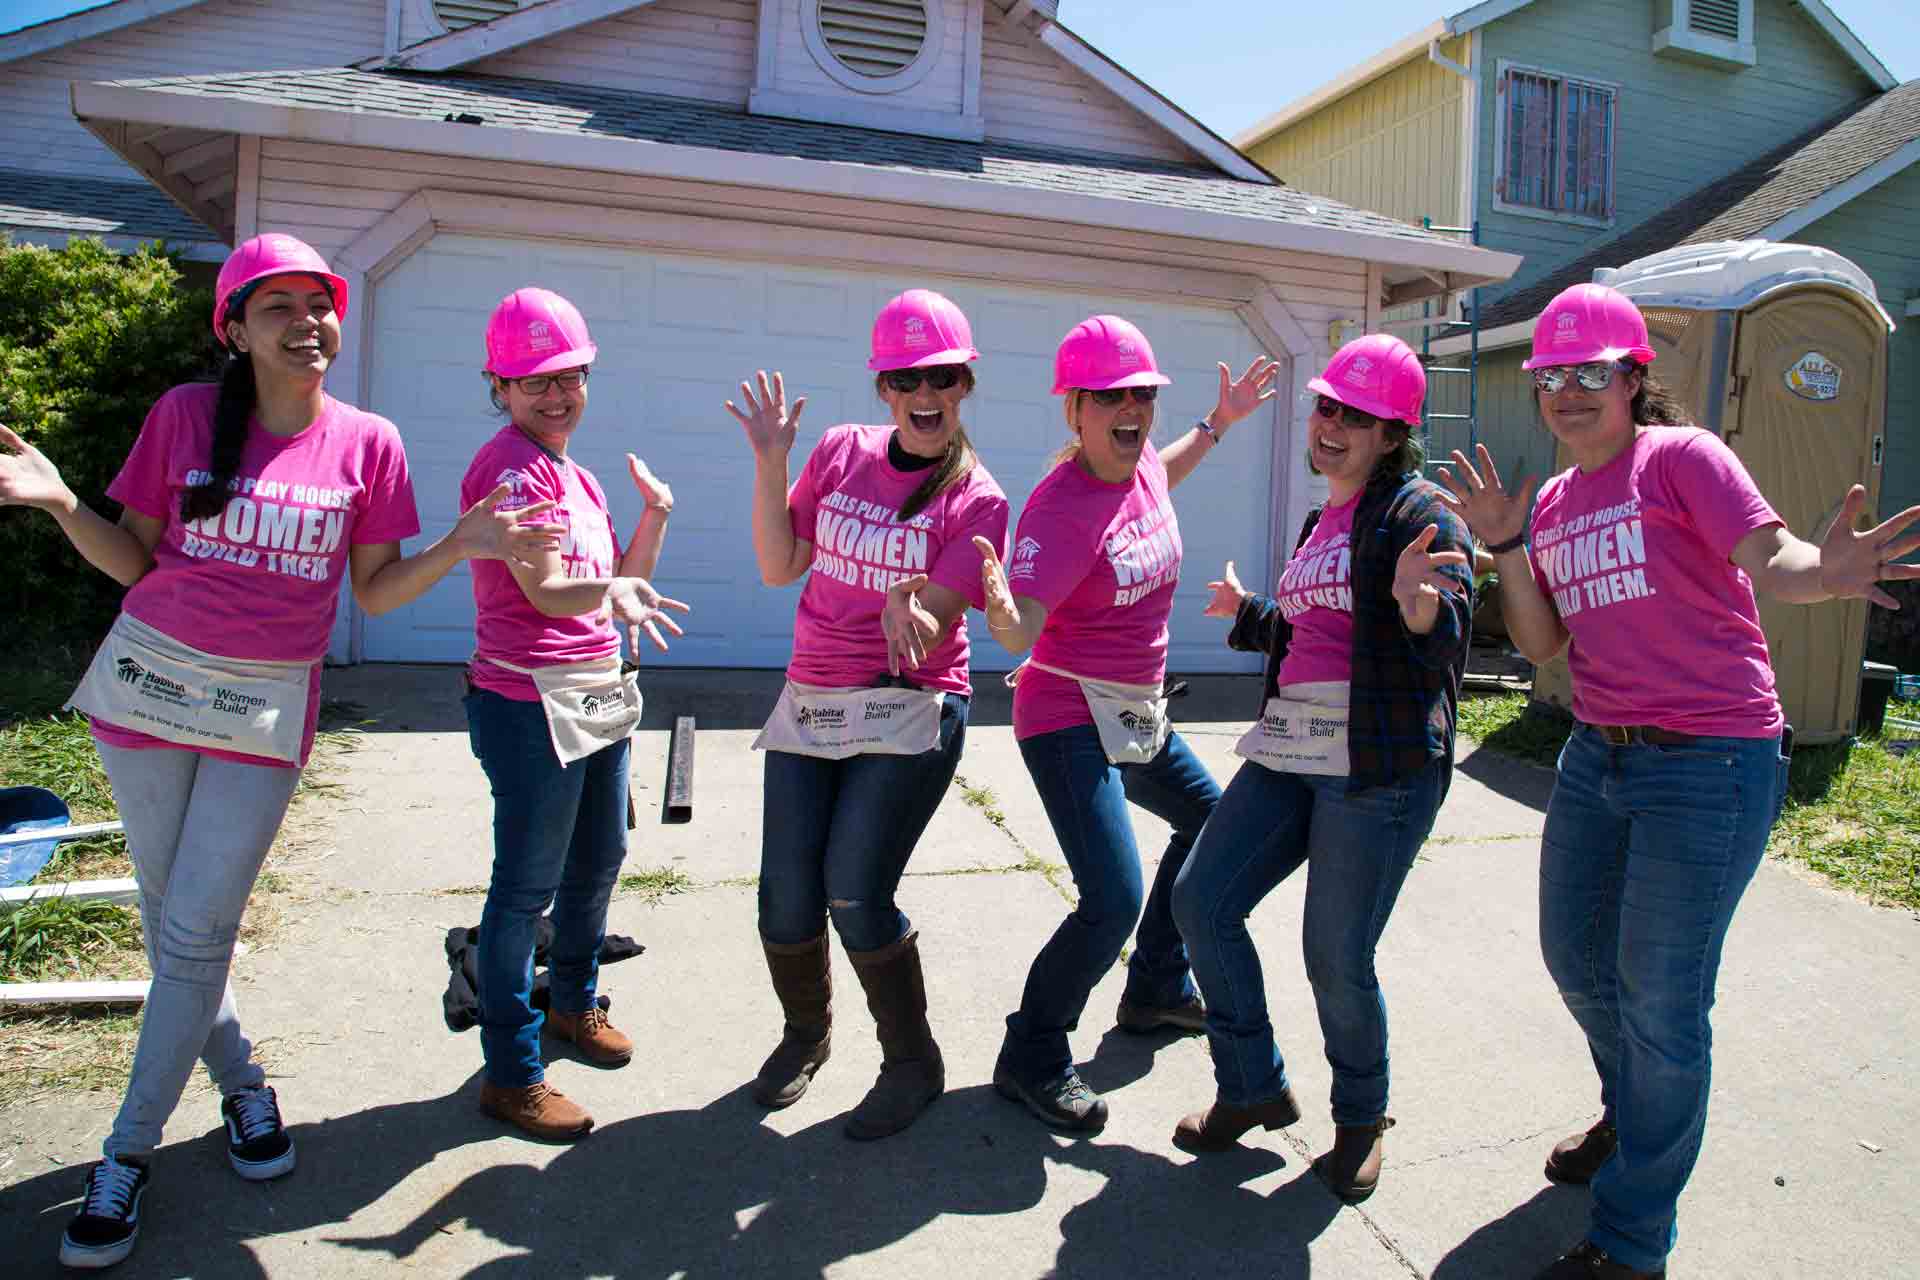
466 688 631 1088
759 694 969 952
1172 759 1445 1122
1540 725 1788 1272
998 726 1219 1085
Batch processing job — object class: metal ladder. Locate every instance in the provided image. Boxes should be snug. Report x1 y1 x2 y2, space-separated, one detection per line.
1418 217 1482 469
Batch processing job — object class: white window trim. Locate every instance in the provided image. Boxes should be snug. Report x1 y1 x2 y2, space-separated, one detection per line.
800 0 946 96
1653 0 1757 69
1491 58 1619 230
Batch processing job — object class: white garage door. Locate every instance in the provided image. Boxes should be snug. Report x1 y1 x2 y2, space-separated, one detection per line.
361 234 1275 673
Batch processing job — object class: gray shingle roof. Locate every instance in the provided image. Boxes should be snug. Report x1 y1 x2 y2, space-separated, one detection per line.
96 67 1462 247
0 167 213 244
1476 79 1920 330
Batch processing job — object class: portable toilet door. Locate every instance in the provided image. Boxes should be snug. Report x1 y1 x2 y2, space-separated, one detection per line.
1524 241 1893 742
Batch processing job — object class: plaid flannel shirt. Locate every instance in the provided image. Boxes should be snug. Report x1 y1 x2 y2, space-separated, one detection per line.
1227 470 1473 795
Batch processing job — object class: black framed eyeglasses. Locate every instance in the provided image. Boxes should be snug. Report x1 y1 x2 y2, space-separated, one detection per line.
1531 360 1629 394
1084 386 1158 406
1314 394 1381 429
882 364 966 394
511 369 589 396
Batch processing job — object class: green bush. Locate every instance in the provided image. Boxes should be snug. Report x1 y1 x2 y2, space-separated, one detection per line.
0 236 218 637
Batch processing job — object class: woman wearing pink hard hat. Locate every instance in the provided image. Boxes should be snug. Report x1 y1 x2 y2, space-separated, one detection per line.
1166 333 1472 1202
727 288 1009 1140
460 286 690 1143
1439 282 1920 1279
0 233 558 1271
968 314 1279 1132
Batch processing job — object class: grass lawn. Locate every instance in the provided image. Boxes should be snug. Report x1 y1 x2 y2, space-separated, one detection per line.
1458 690 1920 911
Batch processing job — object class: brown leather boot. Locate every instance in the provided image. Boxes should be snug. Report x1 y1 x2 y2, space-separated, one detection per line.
545 1005 633 1067
1171 1087 1302 1154
844 930 944 1141
1313 1116 1395 1202
1533 1240 1665 1278
753 934 832 1109
478 1081 593 1141
1545 1118 1617 1185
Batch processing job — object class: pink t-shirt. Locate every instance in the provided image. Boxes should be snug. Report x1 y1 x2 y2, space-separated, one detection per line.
1009 441 1182 741
97 384 421 766
786 425 1009 697
1273 490 1358 689
1529 425 1784 736
463 426 622 702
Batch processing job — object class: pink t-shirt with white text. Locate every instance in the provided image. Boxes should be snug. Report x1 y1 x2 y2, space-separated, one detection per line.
787 424 1009 697
1273 490 1358 689
98 384 421 766
1529 426 1784 736
464 426 622 702
1010 441 1181 741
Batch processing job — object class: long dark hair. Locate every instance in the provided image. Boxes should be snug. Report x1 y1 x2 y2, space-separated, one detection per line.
883 366 979 522
180 353 257 522
1625 361 1688 425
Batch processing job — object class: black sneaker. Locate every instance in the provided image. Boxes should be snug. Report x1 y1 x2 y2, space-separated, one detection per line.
1116 993 1207 1035
222 1085 296 1181
59 1157 149 1270
993 1061 1108 1132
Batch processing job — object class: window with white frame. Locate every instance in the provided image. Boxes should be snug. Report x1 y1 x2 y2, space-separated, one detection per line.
1495 63 1617 224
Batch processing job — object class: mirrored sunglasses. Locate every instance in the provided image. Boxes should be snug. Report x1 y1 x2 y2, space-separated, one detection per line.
882 364 966 394
1314 394 1381 429
1531 360 1628 394
512 369 589 396
1084 386 1159 406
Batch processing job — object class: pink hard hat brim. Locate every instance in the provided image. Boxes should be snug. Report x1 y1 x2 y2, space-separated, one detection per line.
1306 375 1417 425
488 343 599 380
1521 344 1657 370
214 269 351 345
1053 369 1173 394
867 345 980 372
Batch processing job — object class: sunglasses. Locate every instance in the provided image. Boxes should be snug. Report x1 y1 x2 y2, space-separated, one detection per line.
510 369 589 396
1083 386 1159 406
882 364 967 394
1314 394 1381 429
1531 360 1630 394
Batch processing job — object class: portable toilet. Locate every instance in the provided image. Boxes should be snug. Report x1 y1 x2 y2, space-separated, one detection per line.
1529 240 1894 744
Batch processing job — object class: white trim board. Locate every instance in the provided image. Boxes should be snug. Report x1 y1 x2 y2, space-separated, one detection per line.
0 980 148 1006
0 878 140 916
1429 316 1531 356
366 0 661 71
0 0 208 65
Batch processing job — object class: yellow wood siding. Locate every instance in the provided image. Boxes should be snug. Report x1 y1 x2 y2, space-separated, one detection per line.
1247 36 1467 231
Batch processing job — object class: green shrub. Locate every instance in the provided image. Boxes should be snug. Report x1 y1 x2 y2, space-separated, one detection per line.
0 236 217 637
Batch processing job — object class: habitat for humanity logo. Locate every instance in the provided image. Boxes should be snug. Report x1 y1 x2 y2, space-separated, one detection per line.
527 319 556 352
580 693 608 717
1554 311 1580 343
1116 709 1153 733
796 704 848 730
115 657 145 685
1344 356 1373 385
903 315 928 347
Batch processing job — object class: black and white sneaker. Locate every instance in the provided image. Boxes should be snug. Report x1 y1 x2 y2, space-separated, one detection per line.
221 1085 296 1181
59 1156 149 1269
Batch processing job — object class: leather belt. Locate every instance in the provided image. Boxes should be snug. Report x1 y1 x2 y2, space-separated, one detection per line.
1583 722 1700 747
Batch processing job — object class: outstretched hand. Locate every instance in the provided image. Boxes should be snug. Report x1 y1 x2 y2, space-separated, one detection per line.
453 483 564 569
1817 485 1920 608
1436 445 1534 548
882 574 941 675
605 577 691 654
973 535 1021 634
0 423 74 512
1393 524 1470 634
1210 356 1282 434
1204 559 1247 619
725 370 806 460
628 453 673 513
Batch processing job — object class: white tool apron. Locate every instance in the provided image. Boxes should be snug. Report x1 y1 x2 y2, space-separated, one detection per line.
1233 681 1351 776
752 681 944 761
481 654 642 766
1009 660 1170 766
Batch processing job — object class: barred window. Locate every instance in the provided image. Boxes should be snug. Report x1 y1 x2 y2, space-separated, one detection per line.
1497 65 1616 222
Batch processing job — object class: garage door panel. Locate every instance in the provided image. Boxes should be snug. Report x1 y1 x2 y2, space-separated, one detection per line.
764 274 861 338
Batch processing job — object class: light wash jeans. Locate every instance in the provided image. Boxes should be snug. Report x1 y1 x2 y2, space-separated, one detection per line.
97 742 296 1159
1540 725 1789 1272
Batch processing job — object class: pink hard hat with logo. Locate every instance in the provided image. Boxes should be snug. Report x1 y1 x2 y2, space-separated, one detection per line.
212 234 349 347
1307 333 1426 425
869 289 979 372
1523 283 1657 370
1051 314 1172 394
484 288 598 379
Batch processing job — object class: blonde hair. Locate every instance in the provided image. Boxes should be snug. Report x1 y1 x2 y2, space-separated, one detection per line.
1050 389 1158 470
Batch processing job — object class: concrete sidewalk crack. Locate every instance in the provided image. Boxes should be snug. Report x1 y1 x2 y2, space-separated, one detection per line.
1390 1124 1563 1171
1272 1128 1428 1278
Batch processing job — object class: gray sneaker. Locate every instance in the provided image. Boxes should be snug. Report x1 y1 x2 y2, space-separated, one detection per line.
993 1061 1108 1132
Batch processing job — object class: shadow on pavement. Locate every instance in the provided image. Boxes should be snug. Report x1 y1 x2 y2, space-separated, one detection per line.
1454 744 1557 814
1430 1183 1591 1279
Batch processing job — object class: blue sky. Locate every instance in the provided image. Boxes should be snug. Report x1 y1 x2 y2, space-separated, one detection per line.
4 0 1914 137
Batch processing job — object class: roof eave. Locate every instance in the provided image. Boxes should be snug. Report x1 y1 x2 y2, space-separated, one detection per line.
0 0 209 66
362 0 661 73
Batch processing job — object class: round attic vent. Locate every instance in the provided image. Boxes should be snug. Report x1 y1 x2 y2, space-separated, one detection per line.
804 0 943 92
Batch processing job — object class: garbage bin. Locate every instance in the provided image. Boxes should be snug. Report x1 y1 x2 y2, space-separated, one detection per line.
1859 661 1897 736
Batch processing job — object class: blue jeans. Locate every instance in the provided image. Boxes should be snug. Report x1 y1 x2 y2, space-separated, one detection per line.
1172 759 1445 1122
998 726 1219 1085
466 688 631 1088
1540 725 1788 1271
759 694 969 952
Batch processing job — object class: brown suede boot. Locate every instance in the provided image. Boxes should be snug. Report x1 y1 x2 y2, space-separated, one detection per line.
478 1081 593 1141
545 1006 633 1068
844 930 944 1141
753 934 833 1109
1171 1087 1302 1154
1313 1116 1395 1202
1545 1118 1617 1185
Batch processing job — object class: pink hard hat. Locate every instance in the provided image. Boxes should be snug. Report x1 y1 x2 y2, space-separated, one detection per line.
868 289 979 371
1307 333 1426 425
1051 314 1172 394
213 233 349 347
1523 283 1657 370
484 288 597 379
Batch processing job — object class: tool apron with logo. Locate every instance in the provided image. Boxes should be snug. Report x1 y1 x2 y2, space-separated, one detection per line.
1009 660 1170 766
1234 681 1351 776
68 612 311 764
481 654 642 766
753 681 944 761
